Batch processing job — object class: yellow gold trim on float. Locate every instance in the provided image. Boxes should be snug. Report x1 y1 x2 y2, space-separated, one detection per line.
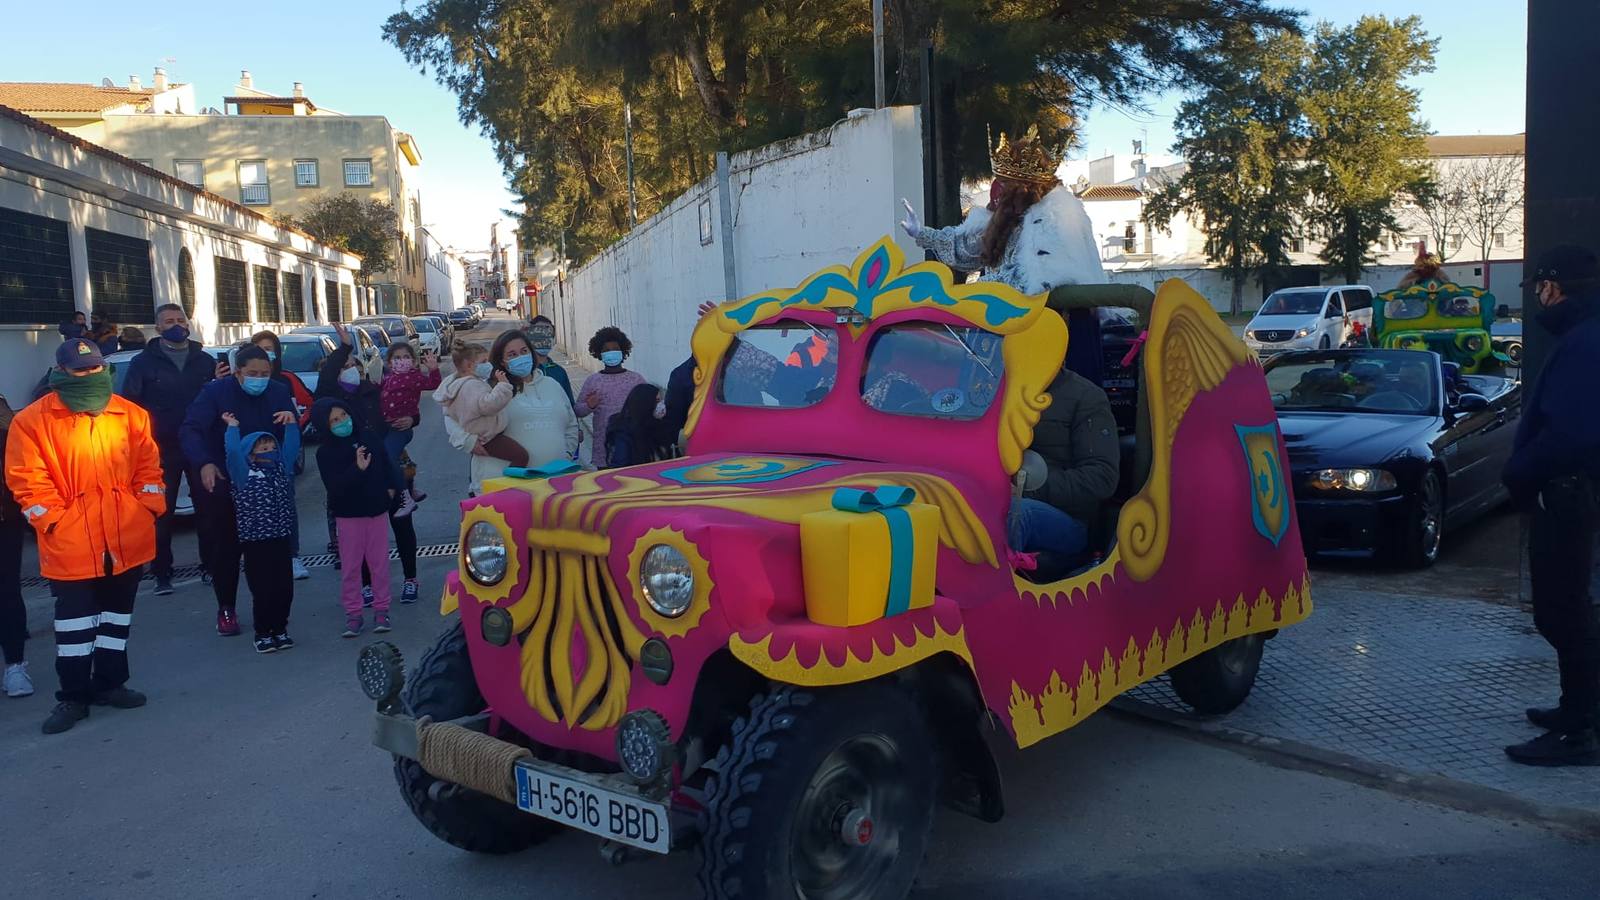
626 526 715 639
729 618 975 686
1007 573 1312 748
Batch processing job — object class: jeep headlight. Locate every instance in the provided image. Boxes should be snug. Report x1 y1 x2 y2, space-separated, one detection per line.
463 521 507 585
639 544 694 617
1463 334 1485 352
1308 468 1397 492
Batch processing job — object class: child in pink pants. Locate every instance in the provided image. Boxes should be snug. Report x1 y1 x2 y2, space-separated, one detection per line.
311 397 400 636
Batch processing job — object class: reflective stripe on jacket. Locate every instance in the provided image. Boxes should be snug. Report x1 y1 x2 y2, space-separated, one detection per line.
3 393 166 580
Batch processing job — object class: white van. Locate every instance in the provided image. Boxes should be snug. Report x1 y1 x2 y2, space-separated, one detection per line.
1244 285 1375 355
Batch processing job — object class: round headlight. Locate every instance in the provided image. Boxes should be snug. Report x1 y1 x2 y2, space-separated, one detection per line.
356 641 405 705
616 709 674 783
463 521 507 585
639 544 694 617
1464 335 1485 352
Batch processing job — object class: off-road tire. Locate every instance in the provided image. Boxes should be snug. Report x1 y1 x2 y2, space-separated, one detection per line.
392 621 555 854
1169 633 1265 715
698 683 936 900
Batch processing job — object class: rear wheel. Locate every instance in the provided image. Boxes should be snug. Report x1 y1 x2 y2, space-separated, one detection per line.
392 621 556 854
1319 334 1332 349
698 683 936 900
1169 633 1265 715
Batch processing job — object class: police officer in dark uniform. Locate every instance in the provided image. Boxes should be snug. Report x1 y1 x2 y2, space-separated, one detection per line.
1503 244 1600 766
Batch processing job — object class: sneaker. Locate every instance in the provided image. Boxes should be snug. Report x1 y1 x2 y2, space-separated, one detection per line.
3 662 34 698
394 492 418 518
216 608 241 636
1505 729 1600 767
362 585 375 608
92 687 147 709
409 487 428 504
42 701 89 734
342 616 363 638
291 557 311 580
254 635 278 654
273 633 296 651
401 578 419 604
154 576 175 596
1525 705 1591 732
373 613 392 634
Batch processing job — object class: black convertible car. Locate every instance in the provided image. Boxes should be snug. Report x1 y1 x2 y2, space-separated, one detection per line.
1264 349 1521 567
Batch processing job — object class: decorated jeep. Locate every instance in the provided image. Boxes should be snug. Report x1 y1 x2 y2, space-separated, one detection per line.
1373 278 1504 373
360 238 1311 899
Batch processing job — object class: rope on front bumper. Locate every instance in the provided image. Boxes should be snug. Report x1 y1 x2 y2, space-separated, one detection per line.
416 715 531 804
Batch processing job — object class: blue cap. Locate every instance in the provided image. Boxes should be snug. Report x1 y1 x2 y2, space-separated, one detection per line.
56 338 106 371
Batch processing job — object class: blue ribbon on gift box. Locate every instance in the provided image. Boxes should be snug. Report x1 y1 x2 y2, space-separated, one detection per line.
831 485 917 617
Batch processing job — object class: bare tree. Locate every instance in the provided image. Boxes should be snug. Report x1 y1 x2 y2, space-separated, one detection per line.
1459 154 1524 266
1408 161 1468 261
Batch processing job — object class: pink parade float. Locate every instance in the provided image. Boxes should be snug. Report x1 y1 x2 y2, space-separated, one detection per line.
359 237 1311 899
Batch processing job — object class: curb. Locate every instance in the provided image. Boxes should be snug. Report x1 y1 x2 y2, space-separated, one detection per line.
1109 697 1600 840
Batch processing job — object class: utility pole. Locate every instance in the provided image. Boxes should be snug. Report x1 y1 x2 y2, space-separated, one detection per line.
625 103 638 227
872 0 886 109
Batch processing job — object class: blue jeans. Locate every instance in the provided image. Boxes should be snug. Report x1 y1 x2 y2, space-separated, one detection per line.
1007 498 1088 555
383 428 414 465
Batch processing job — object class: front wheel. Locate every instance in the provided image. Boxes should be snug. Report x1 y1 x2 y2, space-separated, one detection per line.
1169 633 1265 715
1319 334 1333 350
1402 470 1444 568
392 622 556 854
698 683 937 900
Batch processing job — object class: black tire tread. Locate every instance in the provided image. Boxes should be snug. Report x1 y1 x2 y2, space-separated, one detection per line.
392 621 555 855
1169 633 1265 715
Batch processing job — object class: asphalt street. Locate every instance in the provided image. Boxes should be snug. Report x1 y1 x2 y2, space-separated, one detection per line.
2 312 1593 898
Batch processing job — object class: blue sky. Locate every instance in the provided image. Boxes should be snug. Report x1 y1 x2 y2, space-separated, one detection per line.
5 1 1525 249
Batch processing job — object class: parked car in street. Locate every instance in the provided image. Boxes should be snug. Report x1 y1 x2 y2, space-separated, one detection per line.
1244 285 1375 356
1265 348 1520 567
448 308 476 331
355 315 419 352
291 324 385 384
409 314 448 356
413 313 454 351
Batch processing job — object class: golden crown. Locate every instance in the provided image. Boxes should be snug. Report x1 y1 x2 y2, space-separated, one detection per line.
989 125 1063 187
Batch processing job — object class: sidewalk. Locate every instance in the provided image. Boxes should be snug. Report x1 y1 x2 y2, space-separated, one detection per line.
1122 584 1600 817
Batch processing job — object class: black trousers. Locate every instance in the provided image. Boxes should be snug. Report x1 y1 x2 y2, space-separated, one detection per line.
1529 475 1600 727
0 512 26 664
193 483 242 611
151 453 185 578
241 536 294 637
50 568 141 703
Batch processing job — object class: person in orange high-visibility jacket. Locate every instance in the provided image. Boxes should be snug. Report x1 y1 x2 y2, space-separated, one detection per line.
4 338 165 735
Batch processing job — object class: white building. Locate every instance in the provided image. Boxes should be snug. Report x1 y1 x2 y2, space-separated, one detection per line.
0 103 362 405
1062 134 1526 312
422 228 467 311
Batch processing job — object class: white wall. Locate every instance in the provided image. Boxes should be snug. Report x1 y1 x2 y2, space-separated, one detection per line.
0 110 360 406
548 106 924 385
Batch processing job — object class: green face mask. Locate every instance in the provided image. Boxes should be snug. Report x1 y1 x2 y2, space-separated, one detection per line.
329 418 354 438
49 368 113 414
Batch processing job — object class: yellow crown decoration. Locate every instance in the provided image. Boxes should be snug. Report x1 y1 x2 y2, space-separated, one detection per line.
989 125 1063 187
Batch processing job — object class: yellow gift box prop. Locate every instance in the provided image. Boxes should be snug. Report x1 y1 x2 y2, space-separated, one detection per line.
801 486 939 627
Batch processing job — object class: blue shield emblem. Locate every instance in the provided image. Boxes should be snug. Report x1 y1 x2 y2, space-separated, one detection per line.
1235 424 1289 547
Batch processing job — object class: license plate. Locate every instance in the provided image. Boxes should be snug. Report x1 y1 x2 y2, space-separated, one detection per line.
513 761 671 854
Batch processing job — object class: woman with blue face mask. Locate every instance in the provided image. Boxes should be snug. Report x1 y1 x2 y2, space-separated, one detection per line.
179 344 297 638
574 326 649 467
469 330 580 491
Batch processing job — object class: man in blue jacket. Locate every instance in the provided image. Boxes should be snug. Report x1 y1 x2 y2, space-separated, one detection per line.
1503 244 1600 767
120 304 228 595
180 345 295 638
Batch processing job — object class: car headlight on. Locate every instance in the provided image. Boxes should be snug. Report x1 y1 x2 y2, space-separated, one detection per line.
639 544 694 617
1308 468 1398 492
1296 327 1312 338
462 520 508 585
1244 329 1256 340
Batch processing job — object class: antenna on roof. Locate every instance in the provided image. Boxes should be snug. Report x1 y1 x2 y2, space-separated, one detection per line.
101 78 115 87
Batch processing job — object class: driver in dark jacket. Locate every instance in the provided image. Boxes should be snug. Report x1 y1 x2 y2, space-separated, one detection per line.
1502 244 1600 767
1009 367 1120 556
